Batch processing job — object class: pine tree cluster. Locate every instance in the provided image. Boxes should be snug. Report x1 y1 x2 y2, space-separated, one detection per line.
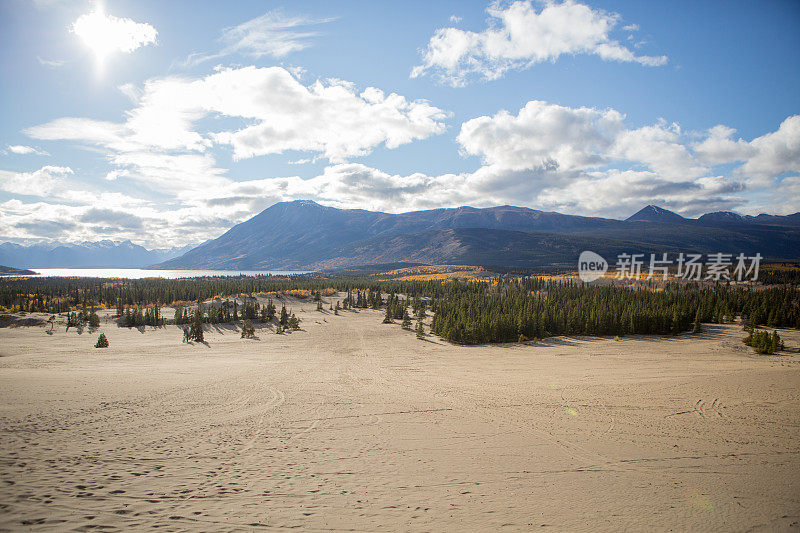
743 327 783 354
120 306 163 327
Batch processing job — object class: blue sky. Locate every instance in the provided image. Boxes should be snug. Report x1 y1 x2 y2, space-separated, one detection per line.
1 0 798 248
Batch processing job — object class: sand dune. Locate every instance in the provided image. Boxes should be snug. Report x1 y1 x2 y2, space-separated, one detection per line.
1 298 799 531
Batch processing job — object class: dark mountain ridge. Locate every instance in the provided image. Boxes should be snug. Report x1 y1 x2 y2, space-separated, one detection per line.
156 200 800 270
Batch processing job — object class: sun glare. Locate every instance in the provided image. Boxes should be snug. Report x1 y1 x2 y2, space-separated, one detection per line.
73 7 116 63
71 3 158 69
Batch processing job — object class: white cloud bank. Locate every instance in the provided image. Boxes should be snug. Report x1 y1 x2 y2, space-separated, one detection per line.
10 68 448 246
189 102 796 219
0 165 72 196
412 0 667 86
693 116 800 183
12 91 800 246
25 66 448 193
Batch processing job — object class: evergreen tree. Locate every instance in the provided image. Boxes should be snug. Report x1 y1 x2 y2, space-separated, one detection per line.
401 309 412 329
692 310 702 333
241 319 255 338
95 333 109 348
770 330 782 353
189 309 204 343
416 321 425 339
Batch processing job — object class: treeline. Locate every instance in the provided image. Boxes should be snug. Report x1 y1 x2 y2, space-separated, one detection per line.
0 275 454 315
172 299 275 325
759 264 800 285
430 280 800 345
119 306 163 327
1 274 798 346
174 299 298 330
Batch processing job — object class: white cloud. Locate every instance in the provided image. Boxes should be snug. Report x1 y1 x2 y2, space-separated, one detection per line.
206 68 448 161
457 101 706 180
692 125 754 165
0 165 72 196
536 170 744 217
117 83 142 103
748 176 800 215
71 7 157 60
611 121 707 180
6 145 49 156
0 190 233 248
19 66 447 240
182 10 334 68
219 10 333 58
15 82 799 247
37 57 65 68
458 100 624 171
25 117 127 148
183 158 745 221
27 66 448 174
412 0 668 86
693 116 800 184
107 152 227 193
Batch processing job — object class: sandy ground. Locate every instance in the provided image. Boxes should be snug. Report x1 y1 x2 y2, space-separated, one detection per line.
0 296 799 532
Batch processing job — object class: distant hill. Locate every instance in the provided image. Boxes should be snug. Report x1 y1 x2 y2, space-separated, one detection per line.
0 265 36 276
697 211 800 228
155 200 800 270
0 241 194 269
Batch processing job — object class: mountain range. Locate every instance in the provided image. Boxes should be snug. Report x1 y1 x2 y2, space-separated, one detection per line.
0 240 193 269
155 201 800 270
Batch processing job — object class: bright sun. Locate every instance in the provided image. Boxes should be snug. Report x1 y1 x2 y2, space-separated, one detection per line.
73 7 117 62
71 3 158 67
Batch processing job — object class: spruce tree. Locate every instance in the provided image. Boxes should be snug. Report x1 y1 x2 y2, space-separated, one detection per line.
770 330 782 353
692 310 702 333
401 309 412 329
95 333 109 348
416 321 425 339
189 309 204 343
241 319 255 338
